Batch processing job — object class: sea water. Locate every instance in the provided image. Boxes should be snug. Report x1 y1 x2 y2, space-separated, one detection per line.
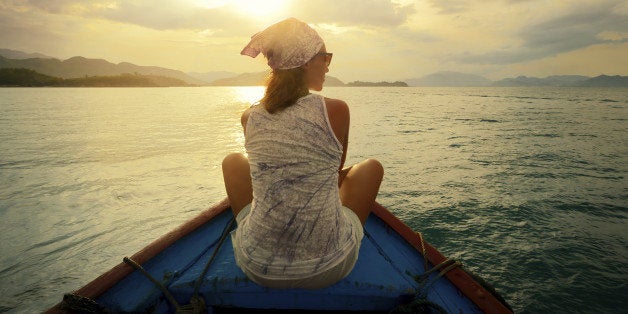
0 86 626 313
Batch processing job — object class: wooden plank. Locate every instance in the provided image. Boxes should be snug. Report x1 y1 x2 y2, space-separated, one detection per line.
371 202 512 314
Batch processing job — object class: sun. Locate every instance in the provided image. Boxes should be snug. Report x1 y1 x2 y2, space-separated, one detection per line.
197 0 289 20
233 0 288 19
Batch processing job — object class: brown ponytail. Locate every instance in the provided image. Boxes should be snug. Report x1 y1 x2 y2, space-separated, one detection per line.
260 67 309 114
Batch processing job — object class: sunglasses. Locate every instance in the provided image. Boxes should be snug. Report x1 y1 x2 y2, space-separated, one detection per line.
316 52 333 66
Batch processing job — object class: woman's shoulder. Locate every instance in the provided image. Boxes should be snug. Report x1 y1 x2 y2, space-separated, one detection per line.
323 96 347 106
241 105 256 129
323 97 349 118
323 97 349 146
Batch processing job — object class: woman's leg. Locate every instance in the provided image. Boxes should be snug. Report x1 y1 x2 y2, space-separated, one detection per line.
222 152 253 217
339 159 384 225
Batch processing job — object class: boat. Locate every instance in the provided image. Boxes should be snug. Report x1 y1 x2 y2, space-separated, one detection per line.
47 198 512 313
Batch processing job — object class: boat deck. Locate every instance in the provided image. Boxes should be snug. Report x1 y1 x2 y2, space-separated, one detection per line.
95 207 482 313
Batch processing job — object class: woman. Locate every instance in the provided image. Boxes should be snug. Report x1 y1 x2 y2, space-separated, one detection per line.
222 18 383 289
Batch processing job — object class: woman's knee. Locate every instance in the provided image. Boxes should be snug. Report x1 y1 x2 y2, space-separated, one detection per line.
222 153 251 186
222 153 252 213
359 158 384 180
222 152 247 170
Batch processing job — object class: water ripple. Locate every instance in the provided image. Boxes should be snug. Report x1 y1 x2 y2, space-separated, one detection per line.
1 87 627 313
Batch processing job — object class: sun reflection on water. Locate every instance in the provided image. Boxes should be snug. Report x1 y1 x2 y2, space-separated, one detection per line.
231 87 264 151
234 86 264 105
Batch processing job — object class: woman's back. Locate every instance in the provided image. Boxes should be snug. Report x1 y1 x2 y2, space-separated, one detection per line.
224 17 383 289
235 94 358 277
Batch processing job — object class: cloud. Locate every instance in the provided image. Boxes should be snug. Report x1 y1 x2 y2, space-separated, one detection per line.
14 0 79 14
5 0 261 35
9 0 414 33
97 2 228 31
0 1 82 55
288 0 415 27
426 0 468 14
426 0 556 15
393 27 441 43
455 1 628 64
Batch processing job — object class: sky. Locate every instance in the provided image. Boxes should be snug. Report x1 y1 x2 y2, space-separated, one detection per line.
1 0 627 82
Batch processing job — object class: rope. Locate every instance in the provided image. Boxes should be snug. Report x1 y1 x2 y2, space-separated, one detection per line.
123 216 236 314
389 258 461 314
417 259 462 295
411 232 512 312
61 293 110 313
415 259 460 283
123 257 182 311
191 217 236 300
60 215 235 314
390 226 464 314
416 231 428 272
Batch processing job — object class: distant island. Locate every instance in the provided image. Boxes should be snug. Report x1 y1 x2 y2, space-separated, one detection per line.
490 74 628 87
406 71 492 87
0 52 205 85
0 68 192 87
1 49 626 87
346 81 408 87
405 71 628 87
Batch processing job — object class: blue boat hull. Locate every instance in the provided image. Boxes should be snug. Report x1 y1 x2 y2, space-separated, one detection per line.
48 200 511 313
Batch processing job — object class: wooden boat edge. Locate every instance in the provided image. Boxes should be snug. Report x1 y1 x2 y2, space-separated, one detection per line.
371 202 512 314
47 199 511 313
46 197 231 313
